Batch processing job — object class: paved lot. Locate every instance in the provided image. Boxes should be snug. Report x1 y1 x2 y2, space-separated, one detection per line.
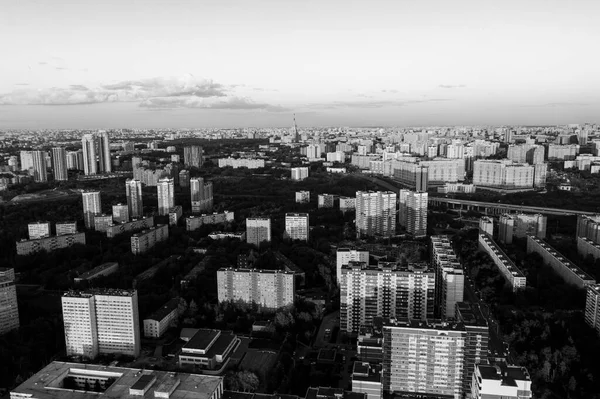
314 310 339 348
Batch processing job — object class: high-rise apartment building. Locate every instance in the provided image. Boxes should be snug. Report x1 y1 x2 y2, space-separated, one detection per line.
125 179 144 219
179 169 190 187
430 236 464 319
82 132 111 175
217 267 295 310
340 262 435 333
0 268 20 335
398 190 428 237
184 146 204 168
190 177 214 213
295 190 310 203
112 203 129 223
61 289 141 359
28 221 51 239
82 191 102 229
473 160 535 189
246 218 271 247
498 213 547 244
356 191 397 239
56 222 78 236
20 150 34 171
585 284 600 337
336 248 369 284
52 147 68 181
32 150 48 182
479 216 494 236
66 150 84 170
291 167 309 181
157 177 175 216
381 319 465 398
456 302 490 396
284 213 309 241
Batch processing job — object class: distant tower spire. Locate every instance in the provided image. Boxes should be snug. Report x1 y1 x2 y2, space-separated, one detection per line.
293 114 300 143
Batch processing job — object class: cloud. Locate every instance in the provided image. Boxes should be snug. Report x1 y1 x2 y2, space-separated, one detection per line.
381 89 399 93
15 83 29 86
439 84 466 89
307 98 452 109
38 62 48 65
542 102 590 107
55 67 68 70
0 76 263 107
140 96 289 111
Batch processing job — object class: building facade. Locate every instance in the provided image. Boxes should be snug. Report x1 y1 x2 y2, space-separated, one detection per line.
399 190 428 237
125 179 144 219
217 268 295 310
52 147 68 181
284 213 309 241
130 224 169 254
430 236 464 319
246 218 271 247
356 191 397 239
0 268 20 335
82 191 102 229
157 177 175 216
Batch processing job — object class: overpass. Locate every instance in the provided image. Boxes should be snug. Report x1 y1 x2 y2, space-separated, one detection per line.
429 197 598 216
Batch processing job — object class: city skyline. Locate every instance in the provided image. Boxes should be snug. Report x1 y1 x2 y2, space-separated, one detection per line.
1 0 599 129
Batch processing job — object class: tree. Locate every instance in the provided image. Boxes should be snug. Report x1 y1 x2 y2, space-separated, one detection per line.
237 370 260 392
177 298 188 316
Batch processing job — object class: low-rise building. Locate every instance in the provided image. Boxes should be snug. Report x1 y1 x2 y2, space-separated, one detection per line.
186 212 234 231
352 362 382 399
218 157 265 169
143 298 180 338
10 361 224 399
318 193 335 208
208 232 246 240
179 329 240 371
471 362 532 399
339 196 356 212
295 190 310 203
56 221 78 236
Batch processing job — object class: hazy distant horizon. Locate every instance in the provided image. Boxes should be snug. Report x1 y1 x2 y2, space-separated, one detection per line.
2 0 599 129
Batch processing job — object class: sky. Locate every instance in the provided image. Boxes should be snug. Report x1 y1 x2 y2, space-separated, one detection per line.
1 0 599 129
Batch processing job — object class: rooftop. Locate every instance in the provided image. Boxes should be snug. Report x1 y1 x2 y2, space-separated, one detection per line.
478 362 531 386
145 297 180 322
63 288 137 298
184 329 220 351
75 262 119 281
11 361 222 399
382 318 467 332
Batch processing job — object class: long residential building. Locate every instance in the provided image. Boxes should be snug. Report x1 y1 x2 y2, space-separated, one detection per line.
526 235 595 289
430 235 464 320
398 190 428 237
585 284 600 337
576 214 600 244
217 267 295 310
577 236 600 261
340 262 435 333
74 262 119 283
61 289 141 359
16 232 86 255
11 361 224 399
473 160 536 190
131 224 169 254
218 157 265 169
478 233 526 291
105 216 155 238
356 191 397 239
186 211 235 231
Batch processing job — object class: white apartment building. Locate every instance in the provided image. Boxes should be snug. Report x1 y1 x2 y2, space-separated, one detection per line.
318 193 335 208
295 190 310 203
82 191 102 229
28 221 51 240
356 191 397 239
217 268 295 310
157 177 175 216
471 363 532 399
336 248 370 284
284 213 309 241
291 167 309 181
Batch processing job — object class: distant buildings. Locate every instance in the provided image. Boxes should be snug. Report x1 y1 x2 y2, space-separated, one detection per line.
82 191 101 229
217 267 295 310
479 216 494 236
184 145 204 168
218 157 265 169
52 147 68 181
478 233 526 292
131 224 169 254
295 190 310 203
186 211 234 231
284 213 309 241
66 150 84 170
291 167 309 181
81 132 111 175
0 268 19 335
246 218 271 247
32 150 48 182
576 214 600 245
157 177 175 216
318 193 335 208
473 159 545 190
498 213 547 244
125 179 144 219
28 221 51 239
191 177 214 213
339 196 356 212
340 262 435 333
16 232 86 255
61 289 141 359
355 191 397 239
398 190 428 237
169 205 183 226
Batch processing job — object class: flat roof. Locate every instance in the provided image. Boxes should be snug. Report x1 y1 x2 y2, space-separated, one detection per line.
184 329 220 351
183 332 236 359
63 288 136 298
382 318 467 332
11 361 222 399
76 262 119 280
